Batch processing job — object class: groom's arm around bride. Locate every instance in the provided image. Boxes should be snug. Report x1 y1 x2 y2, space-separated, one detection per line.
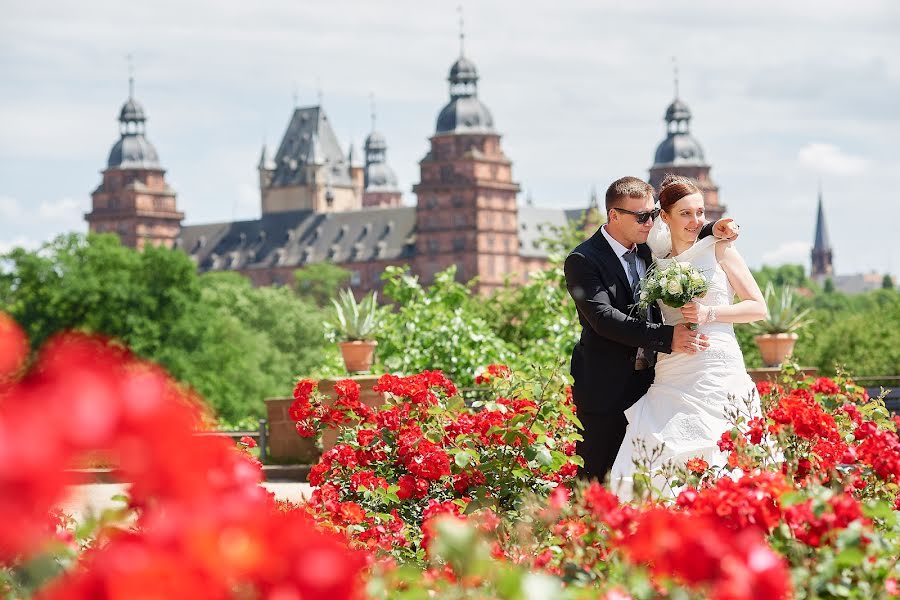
563 176 720 482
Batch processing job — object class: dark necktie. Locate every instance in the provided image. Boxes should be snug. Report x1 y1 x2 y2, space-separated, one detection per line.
622 248 641 303
623 248 654 368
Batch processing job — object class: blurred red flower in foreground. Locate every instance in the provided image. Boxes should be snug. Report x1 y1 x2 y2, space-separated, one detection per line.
0 312 366 599
622 508 791 600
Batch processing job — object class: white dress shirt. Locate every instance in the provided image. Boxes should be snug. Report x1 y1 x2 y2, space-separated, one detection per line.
601 225 646 287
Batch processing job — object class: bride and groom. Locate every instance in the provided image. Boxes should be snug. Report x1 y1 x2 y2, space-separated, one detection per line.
564 175 766 497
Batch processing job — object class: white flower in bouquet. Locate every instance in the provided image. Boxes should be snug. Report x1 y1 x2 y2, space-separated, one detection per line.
633 259 710 313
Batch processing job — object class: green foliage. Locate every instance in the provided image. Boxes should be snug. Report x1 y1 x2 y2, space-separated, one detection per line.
752 263 812 290
883 274 895 290
325 289 382 342
377 266 515 387
0 234 335 423
738 285 900 377
482 267 579 370
0 233 198 353
293 262 351 307
750 282 814 335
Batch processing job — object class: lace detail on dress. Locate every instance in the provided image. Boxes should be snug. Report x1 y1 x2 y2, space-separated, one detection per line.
665 413 707 440
702 347 743 362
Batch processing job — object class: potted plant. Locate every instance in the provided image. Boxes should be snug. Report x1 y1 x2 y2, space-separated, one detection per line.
325 289 382 373
750 282 813 367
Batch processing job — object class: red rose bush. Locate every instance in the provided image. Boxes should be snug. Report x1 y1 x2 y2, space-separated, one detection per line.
3 306 900 599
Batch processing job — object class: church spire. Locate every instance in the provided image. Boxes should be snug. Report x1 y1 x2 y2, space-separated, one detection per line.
811 185 834 280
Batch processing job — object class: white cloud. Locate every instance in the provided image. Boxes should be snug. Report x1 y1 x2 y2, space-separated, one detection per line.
0 0 898 276
38 197 82 223
761 241 812 266
797 143 869 175
0 196 23 220
0 236 40 255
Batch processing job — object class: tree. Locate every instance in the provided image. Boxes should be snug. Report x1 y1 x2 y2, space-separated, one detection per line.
0 234 337 424
293 263 351 307
751 264 812 291
377 266 515 387
0 233 200 353
883 274 895 290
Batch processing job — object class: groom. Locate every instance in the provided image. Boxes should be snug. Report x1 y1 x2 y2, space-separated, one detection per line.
564 176 737 482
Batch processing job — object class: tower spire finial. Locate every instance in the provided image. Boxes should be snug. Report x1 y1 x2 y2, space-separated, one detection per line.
369 92 376 131
126 52 135 98
457 5 465 56
291 81 298 108
672 56 679 99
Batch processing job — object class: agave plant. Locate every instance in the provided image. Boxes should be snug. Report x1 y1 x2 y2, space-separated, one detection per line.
750 282 814 335
325 289 381 342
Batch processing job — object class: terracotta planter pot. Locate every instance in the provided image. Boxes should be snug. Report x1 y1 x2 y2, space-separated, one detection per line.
320 375 388 454
339 340 377 374
754 333 799 367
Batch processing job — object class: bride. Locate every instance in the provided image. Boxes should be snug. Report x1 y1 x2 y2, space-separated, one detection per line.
609 174 767 499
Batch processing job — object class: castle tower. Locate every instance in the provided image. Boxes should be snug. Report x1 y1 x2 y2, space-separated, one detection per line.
811 188 833 281
649 67 725 221
361 102 402 208
412 30 520 294
261 106 360 214
85 77 183 249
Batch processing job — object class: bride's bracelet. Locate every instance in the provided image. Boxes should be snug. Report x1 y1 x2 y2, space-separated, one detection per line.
706 306 717 323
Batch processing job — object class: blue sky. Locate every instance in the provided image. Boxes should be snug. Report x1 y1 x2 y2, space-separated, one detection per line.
1 0 898 276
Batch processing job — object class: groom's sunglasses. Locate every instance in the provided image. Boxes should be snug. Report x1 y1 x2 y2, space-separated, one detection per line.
612 207 661 224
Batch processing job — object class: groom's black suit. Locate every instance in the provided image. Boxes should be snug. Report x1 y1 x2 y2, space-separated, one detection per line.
564 223 715 481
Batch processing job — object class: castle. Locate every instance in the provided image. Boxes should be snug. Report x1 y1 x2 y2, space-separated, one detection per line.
86 47 726 295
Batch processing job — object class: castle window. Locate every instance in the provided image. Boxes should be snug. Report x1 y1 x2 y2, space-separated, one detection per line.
453 238 465 252
454 214 466 227
427 196 438 209
350 271 361 287
452 195 464 208
428 239 439 254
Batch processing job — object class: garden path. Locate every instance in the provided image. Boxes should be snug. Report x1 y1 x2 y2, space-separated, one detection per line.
60 482 312 522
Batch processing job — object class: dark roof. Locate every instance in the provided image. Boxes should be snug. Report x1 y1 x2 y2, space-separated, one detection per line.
177 204 584 273
107 134 162 169
119 98 147 122
652 133 706 167
813 193 830 251
365 162 400 193
179 207 417 271
436 96 495 134
449 56 478 83
270 106 352 188
665 98 692 122
517 206 584 258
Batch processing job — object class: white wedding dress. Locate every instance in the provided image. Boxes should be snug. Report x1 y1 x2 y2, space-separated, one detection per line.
609 235 760 500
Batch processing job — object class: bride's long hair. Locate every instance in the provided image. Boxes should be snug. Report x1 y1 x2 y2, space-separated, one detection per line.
647 175 704 258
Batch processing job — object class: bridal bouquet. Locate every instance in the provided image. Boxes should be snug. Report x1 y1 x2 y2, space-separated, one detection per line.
635 260 709 311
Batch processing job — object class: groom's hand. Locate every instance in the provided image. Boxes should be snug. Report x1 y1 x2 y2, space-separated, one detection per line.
672 324 710 354
712 218 740 241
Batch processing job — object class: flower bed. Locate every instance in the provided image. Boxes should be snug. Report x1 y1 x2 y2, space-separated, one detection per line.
2 306 900 599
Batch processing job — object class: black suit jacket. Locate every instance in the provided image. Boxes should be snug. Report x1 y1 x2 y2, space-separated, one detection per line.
564 223 715 416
